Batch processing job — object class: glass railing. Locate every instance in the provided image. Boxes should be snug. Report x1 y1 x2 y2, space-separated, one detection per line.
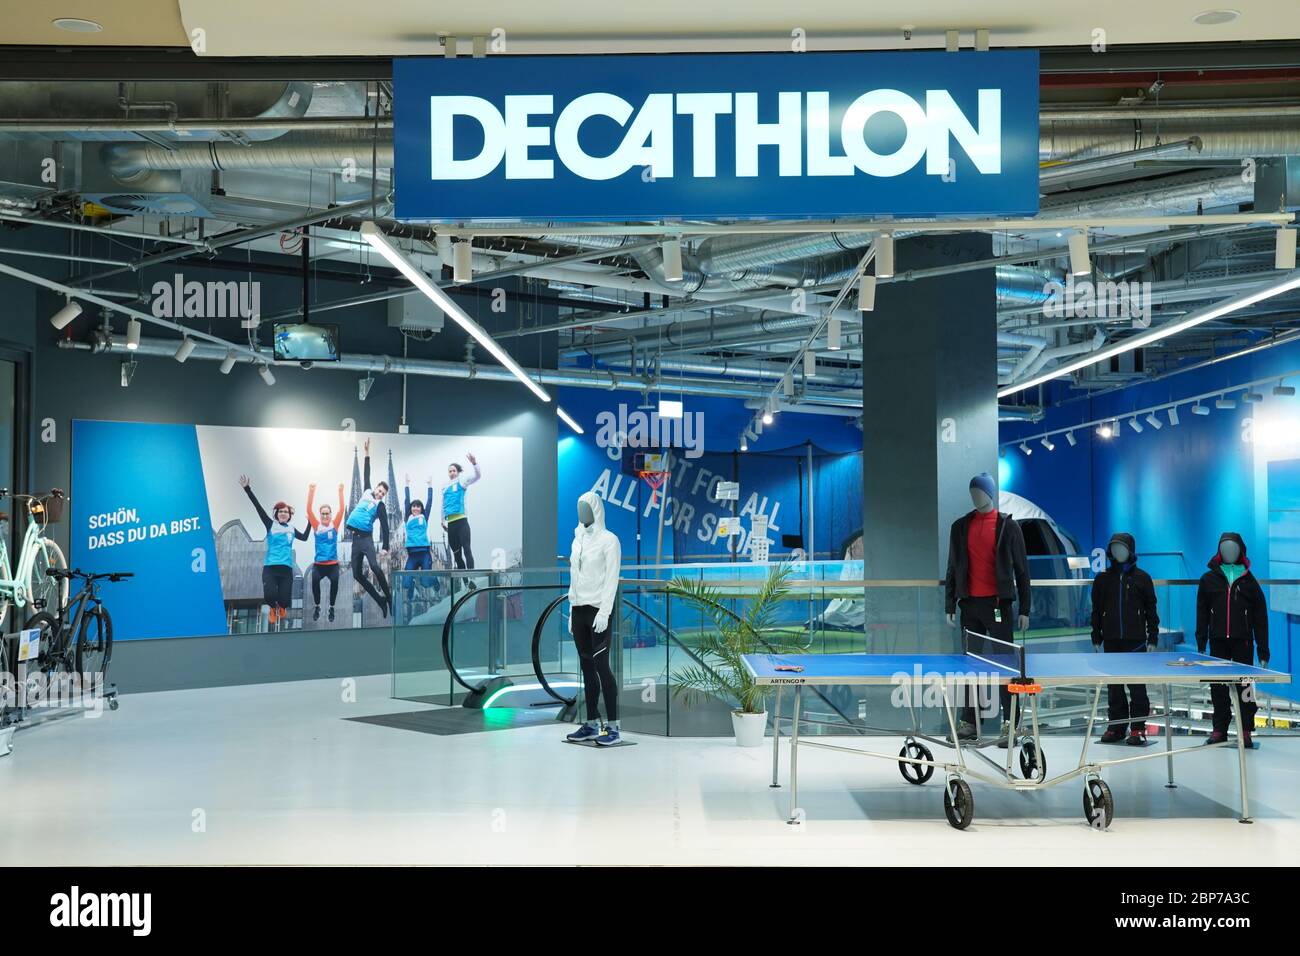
390 560 1299 738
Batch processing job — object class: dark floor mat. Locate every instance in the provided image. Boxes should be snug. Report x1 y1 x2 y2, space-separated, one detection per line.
348 706 561 736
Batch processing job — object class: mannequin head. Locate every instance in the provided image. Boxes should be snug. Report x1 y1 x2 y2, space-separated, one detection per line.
1107 532 1135 565
578 498 595 527
1218 533 1244 564
968 473 997 513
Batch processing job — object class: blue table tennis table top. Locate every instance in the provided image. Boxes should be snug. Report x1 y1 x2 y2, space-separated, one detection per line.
742 651 1291 686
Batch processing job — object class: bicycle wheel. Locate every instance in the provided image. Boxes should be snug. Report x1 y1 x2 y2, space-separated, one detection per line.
76 606 113 681
28 538 67 616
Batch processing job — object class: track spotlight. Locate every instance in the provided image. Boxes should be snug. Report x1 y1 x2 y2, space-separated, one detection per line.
1096 422 1113 439
1068 230 1091 277
1242 390 1265 404
1215 395 1236 410
1191 403 1210 416
740 437 748 452
1274 382 1297 397
1145 412 1163 430
219 350 237 374
1019 442 1032 456
50 300 81 330
1167 406 1180 426
1128 417 1144 433
452 240 473 282
258 363 276 386
174 337 196 363
762 406 774 425
1065 430 1077 447
875 233 895 278
1040 437 1055 451
857 274 876 311
827 316 842 350
803 350 816 377
661 238 683 282
1277 227 1298 271
782 372 793 397
126 318 141 350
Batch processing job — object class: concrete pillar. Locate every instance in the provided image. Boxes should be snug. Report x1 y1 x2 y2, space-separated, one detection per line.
861 234 998 582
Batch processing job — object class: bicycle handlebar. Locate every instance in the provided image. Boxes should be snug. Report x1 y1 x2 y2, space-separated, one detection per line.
47 568 133 583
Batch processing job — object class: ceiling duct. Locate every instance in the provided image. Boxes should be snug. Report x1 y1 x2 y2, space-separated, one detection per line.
102 132 393 177
1039 119 1300 164
0 81 314 143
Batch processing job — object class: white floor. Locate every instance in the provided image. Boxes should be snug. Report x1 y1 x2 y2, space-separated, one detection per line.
1 675 1297 866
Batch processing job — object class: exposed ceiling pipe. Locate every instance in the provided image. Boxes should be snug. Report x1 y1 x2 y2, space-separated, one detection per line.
996 265 1067 304
66 335 865 407
599 353 863 388
1039 117 1300 161
103 134 394 178
1039 138 1202 187
1012 329 1108 383
1039 170 1252 219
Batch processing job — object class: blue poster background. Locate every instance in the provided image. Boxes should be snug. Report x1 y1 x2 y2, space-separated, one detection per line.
71 420 227 640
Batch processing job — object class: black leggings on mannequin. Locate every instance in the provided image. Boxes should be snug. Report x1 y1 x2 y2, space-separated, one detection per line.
571 604 618 722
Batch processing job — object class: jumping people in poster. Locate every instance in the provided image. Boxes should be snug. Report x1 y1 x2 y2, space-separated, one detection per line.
345 439 393 618
239 475 304 631
442 452 480 572
306 482 345 623
403 475 434 608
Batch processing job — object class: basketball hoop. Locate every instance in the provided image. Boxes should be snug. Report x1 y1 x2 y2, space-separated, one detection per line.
638 470 672 507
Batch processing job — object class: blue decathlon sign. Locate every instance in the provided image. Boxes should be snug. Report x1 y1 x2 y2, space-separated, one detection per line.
392 50 1039 221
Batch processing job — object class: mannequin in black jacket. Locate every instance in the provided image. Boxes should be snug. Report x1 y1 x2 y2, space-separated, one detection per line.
1196 532 1270 746
1090 533 1159 744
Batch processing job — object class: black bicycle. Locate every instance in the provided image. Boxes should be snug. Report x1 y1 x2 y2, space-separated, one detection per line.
26 568 131 698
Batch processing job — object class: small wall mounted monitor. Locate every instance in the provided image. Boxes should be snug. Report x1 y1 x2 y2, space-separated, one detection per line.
273 323 340 362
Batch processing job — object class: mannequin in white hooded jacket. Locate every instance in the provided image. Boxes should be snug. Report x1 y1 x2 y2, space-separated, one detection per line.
566 491 623 745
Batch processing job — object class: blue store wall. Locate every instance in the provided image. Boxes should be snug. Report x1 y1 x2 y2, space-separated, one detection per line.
1003 336 1300 698
555 387 861 563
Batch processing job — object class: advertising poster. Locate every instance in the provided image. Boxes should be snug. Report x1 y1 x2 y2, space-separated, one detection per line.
71 420 523 640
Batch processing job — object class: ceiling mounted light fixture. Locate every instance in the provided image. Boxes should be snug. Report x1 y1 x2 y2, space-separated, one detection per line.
1191 402 1210 416
1167 406 1180 426
661 238 683 282
50 300 81 330
1215 395 1236 409
1019 442 1032 456
1192 9 1241 25
1273 382 1297 397
126 318 141 350
1068 230 1091 276
827 316 842 350
52 17 103 32
452 240 473 283
361 222 551 402
1128 417 1144 433
1065 430 1077 447
556 407 584 434
1096 422 1113 439
1277 228 1298 270
1242 389 1265 403
874 234 895 279
1040 437 1055 451
174 337 196 363
258 364 276 386
857 273 876 311
1145 412 1163 430
219 350 237 374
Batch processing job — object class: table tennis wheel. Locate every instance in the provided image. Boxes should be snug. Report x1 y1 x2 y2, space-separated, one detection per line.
1018 740 1046 780
943 778 973 830
897 740 934 785
1083 777 1114 830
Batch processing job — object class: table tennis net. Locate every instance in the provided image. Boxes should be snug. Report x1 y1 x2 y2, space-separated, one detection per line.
963 629 1025 677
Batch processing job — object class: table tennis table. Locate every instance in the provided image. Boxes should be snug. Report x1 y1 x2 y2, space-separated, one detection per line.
744 634 1290 830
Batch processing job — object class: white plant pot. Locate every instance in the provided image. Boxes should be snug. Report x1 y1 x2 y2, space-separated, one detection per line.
731 709 768 747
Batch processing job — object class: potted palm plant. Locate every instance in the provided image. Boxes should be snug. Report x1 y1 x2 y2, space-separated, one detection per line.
666 563 805 746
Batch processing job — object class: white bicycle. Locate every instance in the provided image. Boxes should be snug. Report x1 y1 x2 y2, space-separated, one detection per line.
0 489 69 630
